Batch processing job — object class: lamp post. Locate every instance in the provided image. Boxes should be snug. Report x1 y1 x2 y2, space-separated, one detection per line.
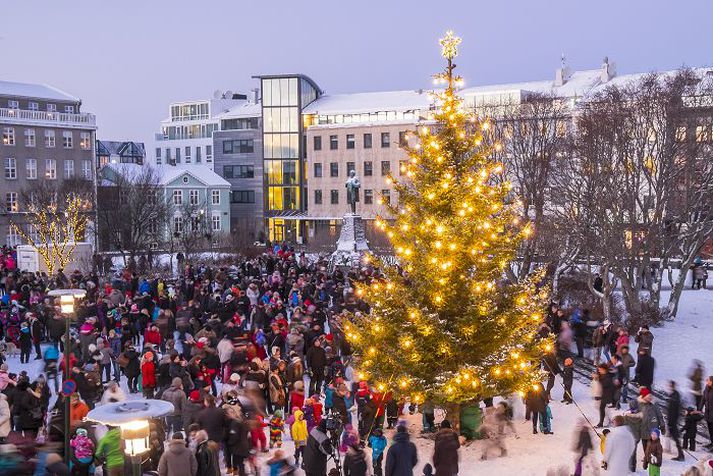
47 288 86 466
86 400 174 476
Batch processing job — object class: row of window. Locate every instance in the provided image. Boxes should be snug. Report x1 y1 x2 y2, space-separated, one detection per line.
223 165 255 179
173 214 222 233
6 99 76 113
677 124 713 142
313 131 410 151
156 145 213 165
313 159 408 178
4 158 93 180
170 189 221 206
223 139 255 154
313 188 390 205
2 128 91 149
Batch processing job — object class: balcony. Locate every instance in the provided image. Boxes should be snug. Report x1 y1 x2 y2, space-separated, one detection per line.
0 108 96 128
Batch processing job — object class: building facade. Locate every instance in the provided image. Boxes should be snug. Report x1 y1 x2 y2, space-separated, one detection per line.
97 140 145 167
0 80 96 246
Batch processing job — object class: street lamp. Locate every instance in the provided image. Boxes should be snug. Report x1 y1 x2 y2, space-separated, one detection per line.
86 400 174 476
47 288 86 466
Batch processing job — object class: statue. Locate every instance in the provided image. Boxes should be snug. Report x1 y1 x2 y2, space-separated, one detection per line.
345 170 361 214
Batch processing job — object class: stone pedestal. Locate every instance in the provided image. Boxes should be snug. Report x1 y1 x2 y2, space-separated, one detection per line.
329 214 369 271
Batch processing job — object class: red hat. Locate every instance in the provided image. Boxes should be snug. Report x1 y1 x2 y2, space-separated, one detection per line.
639 388 651 398
189 390 201 402
325 334 333 342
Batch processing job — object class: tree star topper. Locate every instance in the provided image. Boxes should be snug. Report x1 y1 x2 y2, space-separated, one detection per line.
439 30 461 61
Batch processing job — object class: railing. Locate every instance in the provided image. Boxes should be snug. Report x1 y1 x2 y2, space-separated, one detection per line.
154 132 213 141
0 108 96 126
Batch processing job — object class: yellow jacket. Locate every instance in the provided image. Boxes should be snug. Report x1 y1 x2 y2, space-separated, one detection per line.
291 409 308 443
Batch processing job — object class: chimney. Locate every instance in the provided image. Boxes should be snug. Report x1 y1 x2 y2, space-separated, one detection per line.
554 53 571 86
600 56 617 83
252 88 260 104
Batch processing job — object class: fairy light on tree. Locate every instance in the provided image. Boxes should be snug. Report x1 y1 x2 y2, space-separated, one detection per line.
343 31 551 427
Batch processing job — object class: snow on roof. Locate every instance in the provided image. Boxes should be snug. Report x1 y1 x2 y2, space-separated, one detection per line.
461 69 603 100
0 80 80 102
101 163 230 188
303 90 432 116
216 102 262 119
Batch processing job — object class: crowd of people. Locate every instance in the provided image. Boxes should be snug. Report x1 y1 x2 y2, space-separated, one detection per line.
0 244 711 476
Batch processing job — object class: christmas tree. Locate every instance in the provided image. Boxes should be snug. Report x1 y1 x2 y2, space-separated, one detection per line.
343 32 551 410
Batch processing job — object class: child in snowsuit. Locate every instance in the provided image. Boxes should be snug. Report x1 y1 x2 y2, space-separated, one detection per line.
269 410 284 448
251 414 268 452
561 358 574 404
539 403 553 434
368 427 387 476
682 407 704 451
70 427 95 476
643 428 663 476
291 408 308 467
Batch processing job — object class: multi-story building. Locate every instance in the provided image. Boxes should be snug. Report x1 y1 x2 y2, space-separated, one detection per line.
150 91 248 171
96 140 145 167
0 80 96 246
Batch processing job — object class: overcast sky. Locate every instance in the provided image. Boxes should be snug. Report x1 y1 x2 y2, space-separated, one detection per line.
2 1 711 142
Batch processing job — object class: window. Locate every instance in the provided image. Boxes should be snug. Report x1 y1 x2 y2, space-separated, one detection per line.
195 146 202 163
4 158 16 179
63 160 75 179
28 102 38 111
80 132 91 150
6 227 21 247
173 216 183 233
175 148 181 163
676 127 687 142
330 162 339 177
155 148 162 163
381 132 390 148
185 146 191 163
363 133 372 149
147 221 158 235
696 125 711 142
381 160 391 176
381 189 391 205
211 190 220 205
346 134 355 149
2 127 15 146
364 189 373 204
47 103 57 112
26 158 37 179
313 136 322 151
313 163 323 178
399 160 408 176
62 130 73 148
212 214 221 231
24 129 36 147
330 135 338 150
44 130 55 148
189 189 199 205
45 159 56 179
206 145 212 162
223 140 255 154
119 190 129 205
231 190 255 203
64 105 75 114
347 162 356 175
223 165 254 179
364 161 373 176
82 160 92 180
172 190 183 205
5 193 17 213
165 148 172 164
7 100 19 110
399 131 409 147
330 190 339 204
314 189 323 205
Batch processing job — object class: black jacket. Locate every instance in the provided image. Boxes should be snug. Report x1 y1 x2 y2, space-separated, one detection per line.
634 354 655 389
433 428 460 476
306 346 327 375
332 394 349 424
225 418 251 457
701 385 713 422
385 431 418 476
343 447 369 476
303 427 332 475
667 389 682 430
196 406 226 443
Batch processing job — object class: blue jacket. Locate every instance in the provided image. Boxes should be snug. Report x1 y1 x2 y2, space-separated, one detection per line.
369 434 387 461
385 431 418 476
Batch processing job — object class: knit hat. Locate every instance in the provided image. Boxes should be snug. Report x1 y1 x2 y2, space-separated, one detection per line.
639 387 651 398
171 432 185 441
0 364 7 372
274 409 283 418
144 351 154 361
229 373 239 383
396 421 408 433
171 377 183 388
440 419 451 429
76 428 88 437
650 428 660 438
189 390 201 402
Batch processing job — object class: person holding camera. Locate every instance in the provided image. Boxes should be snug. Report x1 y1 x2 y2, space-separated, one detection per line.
304 419 334 476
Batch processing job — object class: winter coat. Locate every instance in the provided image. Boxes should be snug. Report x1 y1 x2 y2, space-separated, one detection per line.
195 440 221 476
225 418 251 457
701 385 713 422
643 438 663 469
304 427 333 476
635 330 654 353
602 425 636 475
141 360 157 388
122 350 140 377
344 446 370 476
158 440 198 476
306 345 327 375
599 372 616 405
0 394 10 438
95 428 124 469
526 388 549 413
196 406 226 443
216 338 234 364
183 400 203 429
291 409 308 443
619 353 636 380
17 388 43 430
638 398 664 440
634 354 655 389
385 431 418 476
332 394 350 424
369 434 387 462
162 385 186 416
432 428 460 476
667 389 682 432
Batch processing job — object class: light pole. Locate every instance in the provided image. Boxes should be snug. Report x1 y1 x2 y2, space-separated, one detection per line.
47 288 86 466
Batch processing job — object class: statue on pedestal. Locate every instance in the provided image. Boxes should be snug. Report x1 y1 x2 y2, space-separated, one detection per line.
330 170 368 272
345 170 360 214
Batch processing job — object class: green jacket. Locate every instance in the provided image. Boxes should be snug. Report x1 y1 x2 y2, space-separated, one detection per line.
96 428 124 469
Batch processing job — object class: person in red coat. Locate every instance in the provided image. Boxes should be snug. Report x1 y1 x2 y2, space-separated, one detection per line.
144 324 162 349
141 351 157 399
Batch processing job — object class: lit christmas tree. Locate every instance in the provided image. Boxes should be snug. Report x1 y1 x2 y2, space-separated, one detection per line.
343 32 551 417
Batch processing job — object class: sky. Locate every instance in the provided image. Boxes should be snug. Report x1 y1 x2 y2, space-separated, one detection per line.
2 0 711 142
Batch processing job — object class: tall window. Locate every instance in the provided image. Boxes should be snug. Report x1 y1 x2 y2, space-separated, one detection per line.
189 189 199 205
165 148 172 164
28 102 38 111
347 162 356 175
44 130 55 148
364 189 373 204
195 146 202 163
380 132 390 148
381 160 391 176
45 159 56 179
212 214 221 231
175 148 181 163
26 158 37 179
155 147 162 164
206 145 212 162
346 134 355 149
173 190 183 205
80 132 91 150
330 190 339 204
313 163 323 178
47 103 56 112
211 190 220 205
62 130 73 148
330 135 338 150
381 189 391 205
4 158 16 179
364 161 373 176
313 136 322 151
185 146 192 163
5 193 17 212
399 131 409 147
314 189 322 205
330 162 339 177
24 129 36 147
7 100 18 109
399 160 408 176
63 160 75 179
2 127 15 146
363 133 372 149
82 160 92 180
173 216 183 233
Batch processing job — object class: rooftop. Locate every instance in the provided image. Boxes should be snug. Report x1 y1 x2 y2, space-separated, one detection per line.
303 89 432 116
216 102 262 119
102 163 230 188
0 80 80 102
